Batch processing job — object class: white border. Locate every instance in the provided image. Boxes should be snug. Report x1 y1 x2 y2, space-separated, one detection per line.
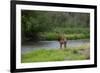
16 4 94 69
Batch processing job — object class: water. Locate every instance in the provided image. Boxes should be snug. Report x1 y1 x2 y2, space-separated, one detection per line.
21 39 89 53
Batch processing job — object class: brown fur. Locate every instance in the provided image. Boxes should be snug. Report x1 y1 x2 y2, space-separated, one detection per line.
58 34 67 49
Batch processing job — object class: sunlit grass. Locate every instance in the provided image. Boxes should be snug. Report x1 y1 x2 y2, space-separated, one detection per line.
41 33 89 40
40 27 90 40
21 44 90 63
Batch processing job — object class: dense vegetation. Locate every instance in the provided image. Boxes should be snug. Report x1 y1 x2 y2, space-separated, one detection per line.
21 44 90 63
21 10 90 42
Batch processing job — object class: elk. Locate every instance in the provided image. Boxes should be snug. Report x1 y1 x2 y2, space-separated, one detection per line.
57 33 67 49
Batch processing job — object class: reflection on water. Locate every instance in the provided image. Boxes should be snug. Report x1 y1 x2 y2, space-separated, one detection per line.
21 39 89 53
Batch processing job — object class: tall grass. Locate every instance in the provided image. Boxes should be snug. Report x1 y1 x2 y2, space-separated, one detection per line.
41 33 89 40
40 27 90 40
53 27 90 34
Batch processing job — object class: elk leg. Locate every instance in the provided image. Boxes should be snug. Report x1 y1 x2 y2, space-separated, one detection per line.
60 43 63 49
64 41 67 48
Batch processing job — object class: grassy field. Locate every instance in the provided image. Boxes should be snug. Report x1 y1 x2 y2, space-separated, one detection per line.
21 44 90 63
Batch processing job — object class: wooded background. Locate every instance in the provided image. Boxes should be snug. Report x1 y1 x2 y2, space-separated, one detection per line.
21 10 90 43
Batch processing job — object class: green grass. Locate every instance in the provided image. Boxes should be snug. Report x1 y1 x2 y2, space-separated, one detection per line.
21 44 90 63
40 27 90 40
41 33 89 40
53 27 90 34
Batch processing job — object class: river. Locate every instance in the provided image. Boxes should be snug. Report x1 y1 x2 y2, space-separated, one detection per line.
21 39 89 53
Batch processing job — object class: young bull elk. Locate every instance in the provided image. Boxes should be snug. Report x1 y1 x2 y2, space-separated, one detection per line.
57 33 67 49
